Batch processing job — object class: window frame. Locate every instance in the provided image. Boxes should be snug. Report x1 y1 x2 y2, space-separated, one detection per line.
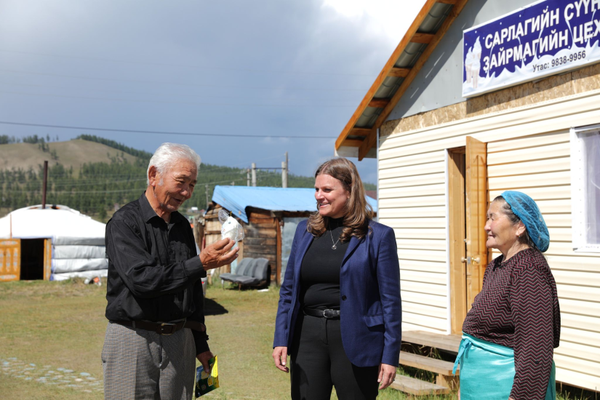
570 124 600 253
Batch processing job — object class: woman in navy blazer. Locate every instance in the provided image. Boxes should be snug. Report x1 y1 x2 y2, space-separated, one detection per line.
273 158 402 399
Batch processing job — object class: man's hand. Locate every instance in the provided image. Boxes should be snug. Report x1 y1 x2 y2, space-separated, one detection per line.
272 346 289 373
200 238 239 271
197 351 214 374
377 363 396 390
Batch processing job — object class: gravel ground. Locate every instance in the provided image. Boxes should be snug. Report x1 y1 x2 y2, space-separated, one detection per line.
0 357 103 394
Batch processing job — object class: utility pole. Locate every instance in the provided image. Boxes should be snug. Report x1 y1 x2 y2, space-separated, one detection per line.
205 184 209 210
250 153 289 188
281 152 288 188
42 160 48 209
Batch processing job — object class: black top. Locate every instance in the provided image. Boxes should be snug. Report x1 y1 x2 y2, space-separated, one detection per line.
462 248 560 400
300 218 349 311
105 193 208 354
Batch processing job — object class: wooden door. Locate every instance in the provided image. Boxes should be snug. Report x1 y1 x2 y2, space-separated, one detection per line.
0 239 21 282
44 239 52 280
448 148 467 334
465 136 488 309
448 136 488 333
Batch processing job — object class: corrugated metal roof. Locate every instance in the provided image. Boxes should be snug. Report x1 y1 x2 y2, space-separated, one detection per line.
335 0 469 160
211 185 377 223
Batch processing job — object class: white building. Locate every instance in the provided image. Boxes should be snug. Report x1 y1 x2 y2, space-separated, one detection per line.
336 0 600 392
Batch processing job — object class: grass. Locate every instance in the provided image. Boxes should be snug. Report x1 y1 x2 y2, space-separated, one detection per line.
0 279 596 399
0 280 106 399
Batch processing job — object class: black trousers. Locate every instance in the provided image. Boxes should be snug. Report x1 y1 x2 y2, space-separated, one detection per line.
290 314 379 400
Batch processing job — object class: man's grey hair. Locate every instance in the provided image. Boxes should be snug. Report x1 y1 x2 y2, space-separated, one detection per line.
147 143 201 185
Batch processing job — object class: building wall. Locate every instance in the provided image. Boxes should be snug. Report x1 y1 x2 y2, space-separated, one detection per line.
379 88 600 390
245 208 278 284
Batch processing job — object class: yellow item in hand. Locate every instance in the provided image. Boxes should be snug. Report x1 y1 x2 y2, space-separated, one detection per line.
195 356 219 397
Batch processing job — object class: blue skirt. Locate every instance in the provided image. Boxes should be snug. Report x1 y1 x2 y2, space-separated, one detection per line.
453 333 555 400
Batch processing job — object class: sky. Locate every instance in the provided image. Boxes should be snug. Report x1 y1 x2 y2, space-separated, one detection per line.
0 0 426 185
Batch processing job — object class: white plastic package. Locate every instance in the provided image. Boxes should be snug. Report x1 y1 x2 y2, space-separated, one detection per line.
218 210 244 242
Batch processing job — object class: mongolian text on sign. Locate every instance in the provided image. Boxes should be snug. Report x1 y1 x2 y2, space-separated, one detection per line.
463 0 600 97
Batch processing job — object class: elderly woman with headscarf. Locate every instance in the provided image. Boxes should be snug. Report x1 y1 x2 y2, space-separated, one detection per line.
453 191 561 400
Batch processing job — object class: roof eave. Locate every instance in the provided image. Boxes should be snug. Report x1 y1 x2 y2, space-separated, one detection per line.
335 0 470 160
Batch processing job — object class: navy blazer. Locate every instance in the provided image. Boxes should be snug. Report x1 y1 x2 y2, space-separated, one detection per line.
273 219 402 367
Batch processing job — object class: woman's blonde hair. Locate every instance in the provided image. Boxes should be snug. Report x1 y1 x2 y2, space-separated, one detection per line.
307 158 373 241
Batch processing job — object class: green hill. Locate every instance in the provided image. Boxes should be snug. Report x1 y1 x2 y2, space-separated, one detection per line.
0 136 321 221
0 139 139 174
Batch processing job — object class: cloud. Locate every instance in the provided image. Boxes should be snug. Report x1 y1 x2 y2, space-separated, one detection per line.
322 0 424 45
0 0 421 184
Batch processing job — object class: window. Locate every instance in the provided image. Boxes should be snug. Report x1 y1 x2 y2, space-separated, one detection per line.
571 125 600 252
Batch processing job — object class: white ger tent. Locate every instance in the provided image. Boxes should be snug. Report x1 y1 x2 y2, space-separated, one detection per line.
0 205 107 281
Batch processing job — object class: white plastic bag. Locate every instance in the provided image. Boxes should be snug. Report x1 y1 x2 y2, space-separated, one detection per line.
218 210 244 242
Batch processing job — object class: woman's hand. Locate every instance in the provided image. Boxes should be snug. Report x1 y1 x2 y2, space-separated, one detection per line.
272 346 289 373
378 363 396 390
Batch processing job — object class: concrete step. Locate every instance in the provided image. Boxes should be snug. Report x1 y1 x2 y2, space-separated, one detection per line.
390 374 451 396
399 351 459 376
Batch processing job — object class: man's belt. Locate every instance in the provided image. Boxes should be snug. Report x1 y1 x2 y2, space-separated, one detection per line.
303 308 340 319
112 319 206 336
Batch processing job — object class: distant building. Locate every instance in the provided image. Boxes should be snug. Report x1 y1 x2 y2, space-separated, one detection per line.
203 186 377 285
0 205 107 282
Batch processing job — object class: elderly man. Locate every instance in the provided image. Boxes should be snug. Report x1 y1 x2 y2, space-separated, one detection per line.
102 142 238 399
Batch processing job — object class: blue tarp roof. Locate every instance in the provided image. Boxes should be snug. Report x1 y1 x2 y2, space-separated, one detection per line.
211 185 377 223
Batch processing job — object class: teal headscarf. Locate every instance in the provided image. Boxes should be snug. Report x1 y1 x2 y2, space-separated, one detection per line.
501 191 550 252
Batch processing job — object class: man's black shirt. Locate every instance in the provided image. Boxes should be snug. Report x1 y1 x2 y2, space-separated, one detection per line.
105 193 208 354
